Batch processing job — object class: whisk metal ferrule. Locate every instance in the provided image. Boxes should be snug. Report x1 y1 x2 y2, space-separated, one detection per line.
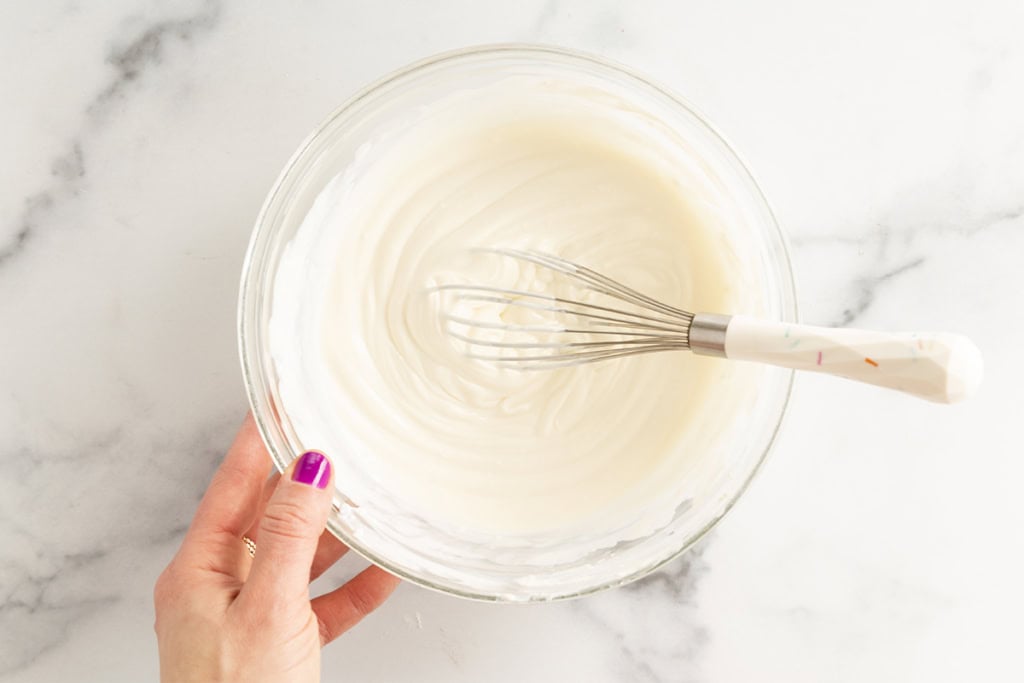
688 314 732 358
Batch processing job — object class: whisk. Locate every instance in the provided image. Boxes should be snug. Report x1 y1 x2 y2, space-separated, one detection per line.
434 249 982 404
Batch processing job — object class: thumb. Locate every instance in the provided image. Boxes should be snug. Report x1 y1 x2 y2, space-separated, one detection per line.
242 450 334 604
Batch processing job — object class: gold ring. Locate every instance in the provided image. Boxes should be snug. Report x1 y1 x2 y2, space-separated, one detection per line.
242 536 256 558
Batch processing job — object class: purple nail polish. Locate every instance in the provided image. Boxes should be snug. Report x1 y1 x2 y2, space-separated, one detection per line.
293 450 331 489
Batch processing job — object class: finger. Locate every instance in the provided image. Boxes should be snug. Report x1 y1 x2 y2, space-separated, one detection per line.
185 414 269 545
310 530 349 582
239 450 334 608
242 471 281 543
244 477 347 580
244 478 347 582
229 471 279 582
312 566 401 645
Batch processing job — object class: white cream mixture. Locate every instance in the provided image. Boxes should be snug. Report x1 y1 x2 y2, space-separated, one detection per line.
270 78 762 538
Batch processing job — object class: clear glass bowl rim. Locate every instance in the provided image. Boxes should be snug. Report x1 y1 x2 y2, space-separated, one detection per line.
238 43 798 602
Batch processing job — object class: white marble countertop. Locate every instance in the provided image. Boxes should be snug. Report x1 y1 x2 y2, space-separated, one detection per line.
3 1 1022 681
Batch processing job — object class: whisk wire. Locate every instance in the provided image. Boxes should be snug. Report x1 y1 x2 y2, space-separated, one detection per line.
485 248 694 321
467 343 690 368
435 249 698 369
436 286 691 333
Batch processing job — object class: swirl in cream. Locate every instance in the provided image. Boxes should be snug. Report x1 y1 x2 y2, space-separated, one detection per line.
270 78 760 538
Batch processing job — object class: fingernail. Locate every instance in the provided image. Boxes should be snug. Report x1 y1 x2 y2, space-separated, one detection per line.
292 450 331 489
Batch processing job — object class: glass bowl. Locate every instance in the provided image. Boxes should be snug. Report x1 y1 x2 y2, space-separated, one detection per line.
238 45 797 602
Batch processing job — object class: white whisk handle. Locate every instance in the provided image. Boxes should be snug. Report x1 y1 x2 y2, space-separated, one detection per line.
691 314 983 404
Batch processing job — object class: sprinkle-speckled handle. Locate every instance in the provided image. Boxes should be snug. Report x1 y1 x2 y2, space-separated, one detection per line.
722 315 983 404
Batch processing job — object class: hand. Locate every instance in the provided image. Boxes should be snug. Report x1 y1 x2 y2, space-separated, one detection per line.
154 415 400 682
